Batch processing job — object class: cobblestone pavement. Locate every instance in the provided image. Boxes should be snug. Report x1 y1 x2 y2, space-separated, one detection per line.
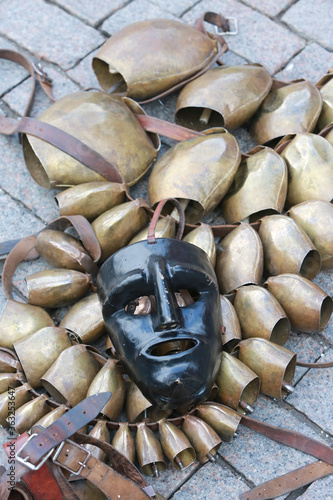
0 0 332 499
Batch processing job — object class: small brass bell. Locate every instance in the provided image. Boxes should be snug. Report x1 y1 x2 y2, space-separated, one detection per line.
129 216 176 244
220 295 242 352
158 418 196 470
196 402 242 442
35 404 68 428
216 352 260 414
181 415 222 463
0 383 31 427
183 223 216 266
112 422 135 464
85 420 110 462
136 423 166 477
0 348 22 373
316 71 333 131
0 373 22 394
126 380 152 423
238 338 296 399
11 393 49 434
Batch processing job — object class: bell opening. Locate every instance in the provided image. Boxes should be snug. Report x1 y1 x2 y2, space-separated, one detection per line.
149 339 197 357
92 57 128 94
41 380 67 405
176 106 224 132
238 377 260 414
247 208 278 223
270 317 290 346
320 296 333 331
22 135 51 188
299 249 321 280
173 448 196 470
282 354 296 396
159 198 204 224
142 461 166 476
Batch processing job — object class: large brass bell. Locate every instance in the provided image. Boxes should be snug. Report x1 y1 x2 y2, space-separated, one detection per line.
136 423 166 477
148 131 241 223
176 64 272 131
11 393 49 434
183 223 216 266
181 415 222 463
316 71 333 130
264 274 333 332
196 402 242 442
238 338 296 398
85 420 110 462
220 295 242 351
112 423 136 464
222 146 287 223
158 418 196 470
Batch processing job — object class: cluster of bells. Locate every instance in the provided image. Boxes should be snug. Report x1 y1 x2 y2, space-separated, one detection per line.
0 13 333 485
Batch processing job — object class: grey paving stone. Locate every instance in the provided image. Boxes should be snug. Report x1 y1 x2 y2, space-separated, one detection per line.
146 461 201 498
171 460 249 500
282 0 333 50
287 349 333 435
241 0 294 17
147 0 198 16
298 474 333 499
275 43 333 83
0 37 30 97
284 330 326 384
101 0 178 35
222 50 249 66
183 0 305 74
52 0 130 27
0 0 105 69
66 48 101 89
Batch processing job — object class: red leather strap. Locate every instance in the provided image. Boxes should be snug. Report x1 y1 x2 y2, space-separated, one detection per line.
147 198 185 244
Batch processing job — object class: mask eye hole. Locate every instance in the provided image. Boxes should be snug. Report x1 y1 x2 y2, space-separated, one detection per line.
125 296 155 315
175 289 199 307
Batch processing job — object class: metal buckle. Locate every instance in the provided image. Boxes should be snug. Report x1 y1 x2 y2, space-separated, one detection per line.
215 17 238 35
32 62 53 85
16 433 55 471
53 439 91 476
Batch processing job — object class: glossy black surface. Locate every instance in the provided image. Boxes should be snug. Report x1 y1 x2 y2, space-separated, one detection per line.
97 238 223 410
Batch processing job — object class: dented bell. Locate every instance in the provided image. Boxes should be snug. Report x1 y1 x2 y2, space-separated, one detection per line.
41 344 100 406
129 216 176 244
92 18 221 100
0 383 31 427
220 296 242 352
176 64 272 131
215 223 263 294
238 338 296 399
183 223 216 266
316 71 333 131
222 146 287 223
13 326 71 388
278 133 333 206
55 181 126 221
35 404 68 428
0 300 54 349
87 358 125 420
181 415 222 463
85 420 110 462
251 80 322 145
196 402 242 442
158 418 196 470
288 200 333 269
92 199 149 262
112 422 136 464
148 131 241 223
216 352 260 414
23 92 159 188
233 285 290 345
26 268 91 308
60 293 106 344
136 423 166 477
259 215 321 280
12 393 49 434
265 274 333 333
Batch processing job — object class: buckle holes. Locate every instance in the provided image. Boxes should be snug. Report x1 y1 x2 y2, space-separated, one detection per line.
83 411 86 414
39 443 43 447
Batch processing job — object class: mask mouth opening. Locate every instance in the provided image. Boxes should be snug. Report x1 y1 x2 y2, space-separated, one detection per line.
148 339 197 357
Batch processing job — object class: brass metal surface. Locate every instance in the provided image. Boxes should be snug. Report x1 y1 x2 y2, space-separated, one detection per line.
259 215 321 280
0 349 21 373
316 72 333 131
0 383 31 427
136 422 166 476
196 402 242 442
176 64 272 131
12 393 49 434
35 404 67 428
215 223 263 294
126 380 152 423
181 415 222 463
129 216 176 244
85 420 110 462
183 223 216 266
220 295 242 351
112 422 136 463
0 373 22 394
158 418 196 470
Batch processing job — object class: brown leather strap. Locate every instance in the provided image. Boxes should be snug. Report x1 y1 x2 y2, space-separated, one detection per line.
297 360 333 368
241 415 333 465
240 460 333 500
0 347 22 371
135 114 203 141
147 198 185 244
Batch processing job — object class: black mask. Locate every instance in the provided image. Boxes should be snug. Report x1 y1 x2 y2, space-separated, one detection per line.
97 238 222 410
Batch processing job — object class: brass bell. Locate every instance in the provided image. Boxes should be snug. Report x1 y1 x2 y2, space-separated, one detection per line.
126 380 152 423
316 71 333 131
87 358 126 420
278 133 333 206
55 181 126 221
264 274 333 333
222 146 288 223
26 269 91 308
129 216 176 244
233 285 290 345
11 393 49 434
323 123 333 146
13 326 71 388
220 295 242 352
158 418 196 470
148 131 241 223
238 338 296 399
0 372 22 394
196 402 242 442
23 91 159 187
216 352 260 414
112 422 135 464
208 383 219 402
35 404 68 428
92 199 149 262
176 64 272 131
0 299 54 349
0 383 31 427
250 79 322 144
215 223 263 294
92 18 220 100
183 223 216 266
60 293 106 344
259 215 321 280
136 423 166 477
105 336 116 357
85 420 110 462
288 200 333 269
0 348 22 373
181 415 222 463
41 344 100 406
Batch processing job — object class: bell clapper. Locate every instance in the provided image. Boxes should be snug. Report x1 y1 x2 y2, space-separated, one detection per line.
207 452 216 463
239 400 254 413
281 381 294 394
174 456 184 469
152 463 159 478
170 199 189 222
199 108 212 125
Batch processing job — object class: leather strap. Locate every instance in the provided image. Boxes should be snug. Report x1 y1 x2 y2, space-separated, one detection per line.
147 198 185 244
135 114 203 141
297 360 333 368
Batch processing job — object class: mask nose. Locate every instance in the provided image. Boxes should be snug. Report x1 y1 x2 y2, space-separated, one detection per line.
153 260 179 330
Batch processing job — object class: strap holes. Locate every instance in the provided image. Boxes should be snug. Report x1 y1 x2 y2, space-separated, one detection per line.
39 443 43 447
83 411 86 414
68 422 72 425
